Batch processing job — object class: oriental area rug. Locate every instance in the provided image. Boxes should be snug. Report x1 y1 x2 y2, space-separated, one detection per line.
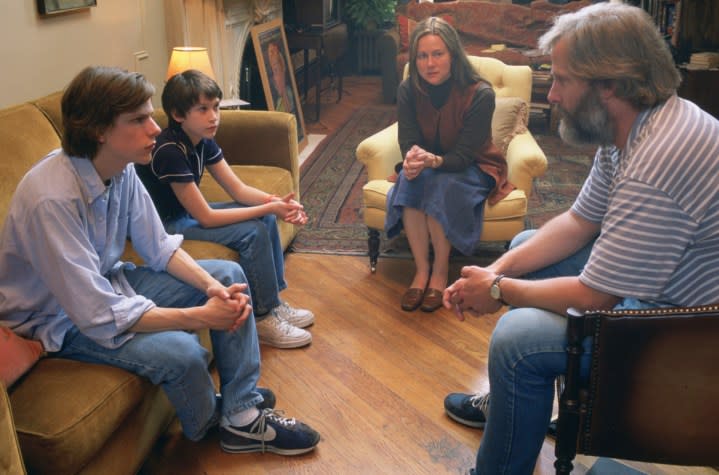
291 105 595 258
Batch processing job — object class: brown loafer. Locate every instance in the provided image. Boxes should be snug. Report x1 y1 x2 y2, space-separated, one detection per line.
401 287 425 311
420 288 444 313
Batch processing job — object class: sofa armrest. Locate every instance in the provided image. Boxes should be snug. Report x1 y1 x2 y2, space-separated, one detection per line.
214 109 300 197
505 130 548 197
1 385 26 475
356 122 400 182
378 29 400 104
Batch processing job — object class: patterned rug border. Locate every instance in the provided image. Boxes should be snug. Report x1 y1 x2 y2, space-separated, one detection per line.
292 105 396 255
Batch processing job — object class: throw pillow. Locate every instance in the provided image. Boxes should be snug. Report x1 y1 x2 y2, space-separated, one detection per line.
491 97 529 155
0 327 44 388
397 14 417 51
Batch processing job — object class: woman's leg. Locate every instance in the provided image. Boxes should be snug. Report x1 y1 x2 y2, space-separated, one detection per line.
403 207 432 289
426 215 451 290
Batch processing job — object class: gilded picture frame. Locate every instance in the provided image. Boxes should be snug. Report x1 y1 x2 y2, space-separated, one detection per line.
251 18 307 152
37 0 97 16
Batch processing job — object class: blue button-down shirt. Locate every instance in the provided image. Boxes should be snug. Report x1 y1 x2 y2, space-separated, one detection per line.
0 149 183 351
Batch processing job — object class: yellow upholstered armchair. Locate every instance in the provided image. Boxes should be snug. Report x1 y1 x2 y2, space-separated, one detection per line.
356 56 548 272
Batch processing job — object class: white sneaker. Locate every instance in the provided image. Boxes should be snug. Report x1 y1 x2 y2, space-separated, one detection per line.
273 301 315 328
256 313 312 349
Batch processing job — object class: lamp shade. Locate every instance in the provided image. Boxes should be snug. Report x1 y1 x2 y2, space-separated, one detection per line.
166 47 215 81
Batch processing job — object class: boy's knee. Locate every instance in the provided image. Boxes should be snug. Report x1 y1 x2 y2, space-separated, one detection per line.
148 332 210 377
205 260 247 287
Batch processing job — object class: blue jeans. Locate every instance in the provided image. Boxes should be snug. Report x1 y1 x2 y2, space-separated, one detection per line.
475 230 594 474
53 260 262 441
165 203 287 318
475 230 658 474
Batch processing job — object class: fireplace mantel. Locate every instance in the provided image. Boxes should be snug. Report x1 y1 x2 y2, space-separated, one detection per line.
164 0 282 100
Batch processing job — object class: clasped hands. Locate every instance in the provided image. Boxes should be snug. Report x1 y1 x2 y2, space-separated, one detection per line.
268 192 308 225
443 266 504 321
403 145 437 181
205 282 253 332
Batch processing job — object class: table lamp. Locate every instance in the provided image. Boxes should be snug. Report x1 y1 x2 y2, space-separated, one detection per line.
166 47 215 80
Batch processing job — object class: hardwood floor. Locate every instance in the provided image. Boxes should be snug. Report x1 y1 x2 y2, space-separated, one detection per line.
140 76 718 474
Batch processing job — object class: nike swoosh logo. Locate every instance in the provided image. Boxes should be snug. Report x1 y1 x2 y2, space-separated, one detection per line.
225 424 277 442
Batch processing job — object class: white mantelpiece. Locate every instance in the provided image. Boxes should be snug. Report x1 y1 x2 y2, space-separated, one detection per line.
164 0 281 99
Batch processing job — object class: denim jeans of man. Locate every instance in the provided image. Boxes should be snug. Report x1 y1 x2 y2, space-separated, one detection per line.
474 229 594 474
165 202 287 318
474 230 660 474
53 259 262 441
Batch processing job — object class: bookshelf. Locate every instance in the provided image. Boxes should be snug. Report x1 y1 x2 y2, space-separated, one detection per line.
638 0 719 63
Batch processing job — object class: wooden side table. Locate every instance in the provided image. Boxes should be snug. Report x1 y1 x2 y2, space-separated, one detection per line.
286 23 348 122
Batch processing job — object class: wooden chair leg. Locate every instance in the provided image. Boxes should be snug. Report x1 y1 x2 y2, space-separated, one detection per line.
368 228 380 273
554 309 585 475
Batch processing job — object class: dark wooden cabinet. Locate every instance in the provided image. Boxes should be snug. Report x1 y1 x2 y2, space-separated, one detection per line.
678 67 719 119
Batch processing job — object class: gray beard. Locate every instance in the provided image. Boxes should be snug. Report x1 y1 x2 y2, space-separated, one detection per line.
558 89 615 147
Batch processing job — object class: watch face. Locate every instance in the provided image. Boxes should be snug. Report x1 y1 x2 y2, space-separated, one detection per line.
490 283 501 300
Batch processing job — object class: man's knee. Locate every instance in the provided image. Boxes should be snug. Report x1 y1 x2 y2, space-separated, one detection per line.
509 229 536 250
489 308 565 361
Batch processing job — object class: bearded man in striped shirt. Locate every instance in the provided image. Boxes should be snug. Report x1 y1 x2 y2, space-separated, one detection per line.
441 3 719 474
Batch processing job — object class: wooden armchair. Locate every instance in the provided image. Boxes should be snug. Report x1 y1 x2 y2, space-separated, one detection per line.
356 56 547 272
555 306 719 475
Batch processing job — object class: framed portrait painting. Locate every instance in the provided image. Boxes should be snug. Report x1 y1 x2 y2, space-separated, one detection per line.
37 0 97 16
251 18 308 152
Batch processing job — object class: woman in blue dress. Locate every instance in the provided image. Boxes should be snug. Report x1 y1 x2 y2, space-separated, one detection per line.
386 17 513 312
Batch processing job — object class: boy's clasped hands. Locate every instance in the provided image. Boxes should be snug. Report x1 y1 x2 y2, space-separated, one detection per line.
265 192 308 225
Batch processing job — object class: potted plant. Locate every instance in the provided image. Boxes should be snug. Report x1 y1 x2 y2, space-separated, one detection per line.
344 0 397 32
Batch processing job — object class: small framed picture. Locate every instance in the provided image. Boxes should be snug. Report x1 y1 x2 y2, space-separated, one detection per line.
251 18 308 152
37 0 97 16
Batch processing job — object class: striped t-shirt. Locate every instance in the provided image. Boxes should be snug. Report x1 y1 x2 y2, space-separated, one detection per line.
573 94 719 306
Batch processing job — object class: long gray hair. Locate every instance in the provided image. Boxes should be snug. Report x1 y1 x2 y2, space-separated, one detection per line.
538 2 680 108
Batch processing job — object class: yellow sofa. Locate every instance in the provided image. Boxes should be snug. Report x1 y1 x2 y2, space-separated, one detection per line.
356 56 548 272
0 92 300 475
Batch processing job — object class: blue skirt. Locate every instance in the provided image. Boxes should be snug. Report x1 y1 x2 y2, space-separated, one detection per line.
385 166 494 256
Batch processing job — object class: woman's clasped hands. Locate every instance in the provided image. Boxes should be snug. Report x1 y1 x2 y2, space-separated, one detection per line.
403 145 437 180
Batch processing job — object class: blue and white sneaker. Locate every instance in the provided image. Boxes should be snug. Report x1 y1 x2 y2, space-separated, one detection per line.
444 392 490 428
220 408 320 455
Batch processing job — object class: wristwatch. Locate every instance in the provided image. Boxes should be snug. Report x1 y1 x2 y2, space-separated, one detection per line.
490 274 507 305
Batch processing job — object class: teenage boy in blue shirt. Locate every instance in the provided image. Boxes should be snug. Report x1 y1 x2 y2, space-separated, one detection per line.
0 66 320 455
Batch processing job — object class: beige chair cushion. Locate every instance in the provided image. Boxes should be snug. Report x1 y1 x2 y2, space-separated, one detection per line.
492 97 529 155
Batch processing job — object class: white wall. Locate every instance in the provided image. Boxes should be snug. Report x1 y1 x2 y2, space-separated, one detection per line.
0 0 169 109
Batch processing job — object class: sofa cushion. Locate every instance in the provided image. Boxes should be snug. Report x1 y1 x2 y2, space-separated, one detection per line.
0 328 44 388
0 103 62 224
492 97 529 155
10 358 151 475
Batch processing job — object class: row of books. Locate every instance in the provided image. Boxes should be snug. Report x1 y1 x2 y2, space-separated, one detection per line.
686 52 719 70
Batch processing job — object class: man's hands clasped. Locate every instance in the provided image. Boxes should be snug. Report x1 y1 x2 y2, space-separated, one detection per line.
443 266 504 321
